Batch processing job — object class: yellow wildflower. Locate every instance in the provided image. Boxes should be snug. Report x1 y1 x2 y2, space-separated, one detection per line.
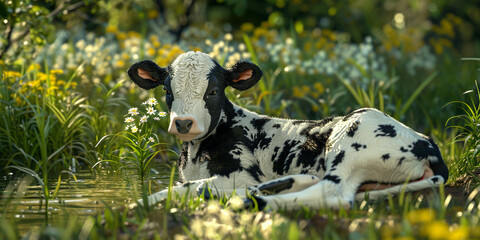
27 63 41 72
3 71 22 79
303 42 312 52
116 60 125 68
446 13 462 25
157 48 166 56
406 208 436 224
149 35 158 43
241 22 254 32
293 86 305 98
50 69 63 74
315 37 327 50
253 27 269 39
106 25 118 33
449 226 469 240
116 32 127 41
429 38 444 55
27 80 40 88
422 221 449 240
127 31 141 38
122 53 130 60
147 9 159 19
314 82 325 94
147 47 156 57
47 86 59 95
301 85 310 94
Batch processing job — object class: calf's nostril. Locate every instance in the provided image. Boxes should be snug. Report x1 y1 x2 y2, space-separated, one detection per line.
175 119 194 134
186 120 193 130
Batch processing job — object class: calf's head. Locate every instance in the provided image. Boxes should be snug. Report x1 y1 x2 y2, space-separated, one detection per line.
128 51 262 142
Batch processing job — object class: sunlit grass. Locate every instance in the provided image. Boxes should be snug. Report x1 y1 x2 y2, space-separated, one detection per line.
446 80 480 190
3 175 480 239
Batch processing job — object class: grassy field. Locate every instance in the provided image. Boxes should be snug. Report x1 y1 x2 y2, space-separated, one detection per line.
1 1 480 239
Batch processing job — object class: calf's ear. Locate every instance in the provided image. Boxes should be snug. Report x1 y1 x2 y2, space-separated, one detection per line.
227 61 263 91
128 60 167 90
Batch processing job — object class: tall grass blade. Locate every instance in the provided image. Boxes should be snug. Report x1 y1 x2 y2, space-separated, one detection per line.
337 74 363 106
242 34 258 65
398 71 437 118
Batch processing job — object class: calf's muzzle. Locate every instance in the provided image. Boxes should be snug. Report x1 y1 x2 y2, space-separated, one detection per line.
168 115 204 142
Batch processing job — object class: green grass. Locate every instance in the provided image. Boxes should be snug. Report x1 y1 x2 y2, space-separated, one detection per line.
445 80 480 189
2 170 480 239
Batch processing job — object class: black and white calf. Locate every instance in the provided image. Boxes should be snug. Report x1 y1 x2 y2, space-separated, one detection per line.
128 51 449 210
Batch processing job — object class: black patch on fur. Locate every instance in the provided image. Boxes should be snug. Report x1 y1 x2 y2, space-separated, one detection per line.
251 118 271 130
342 109 370 121
292 120 305 125
397 157 405 166
331 150 345 171
250 117 274 151
272 124 281 129
426 138 449 182
400 147 409 152
351 143 366 151
296 127 333 170
246 164 265 182
258 178 294 195
192 108 245 177
382 153 390 161
236 108 246 117
180 181 194 188
323 174 341 184
431 176 440 184
272 140 300 175
374 124 397 137
293 117 334 126
316 158 326 172
201 65 230 137
410 139 433 161
347 121 360 137
231 147 243 156
409 138 449 182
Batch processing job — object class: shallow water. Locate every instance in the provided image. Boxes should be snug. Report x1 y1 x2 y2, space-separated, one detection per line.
0 166 174 235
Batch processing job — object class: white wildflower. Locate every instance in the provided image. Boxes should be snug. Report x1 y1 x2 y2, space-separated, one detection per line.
140 115 148 123
224 33 233 41
148 137 155 143
154 117 160 121
125 117 134 123
146 107 156 115
128 107 139 116
131 125 138 133
147 97 158 105
159 112 167 117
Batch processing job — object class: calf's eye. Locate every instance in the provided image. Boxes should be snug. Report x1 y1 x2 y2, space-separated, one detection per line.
209 90 218 96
